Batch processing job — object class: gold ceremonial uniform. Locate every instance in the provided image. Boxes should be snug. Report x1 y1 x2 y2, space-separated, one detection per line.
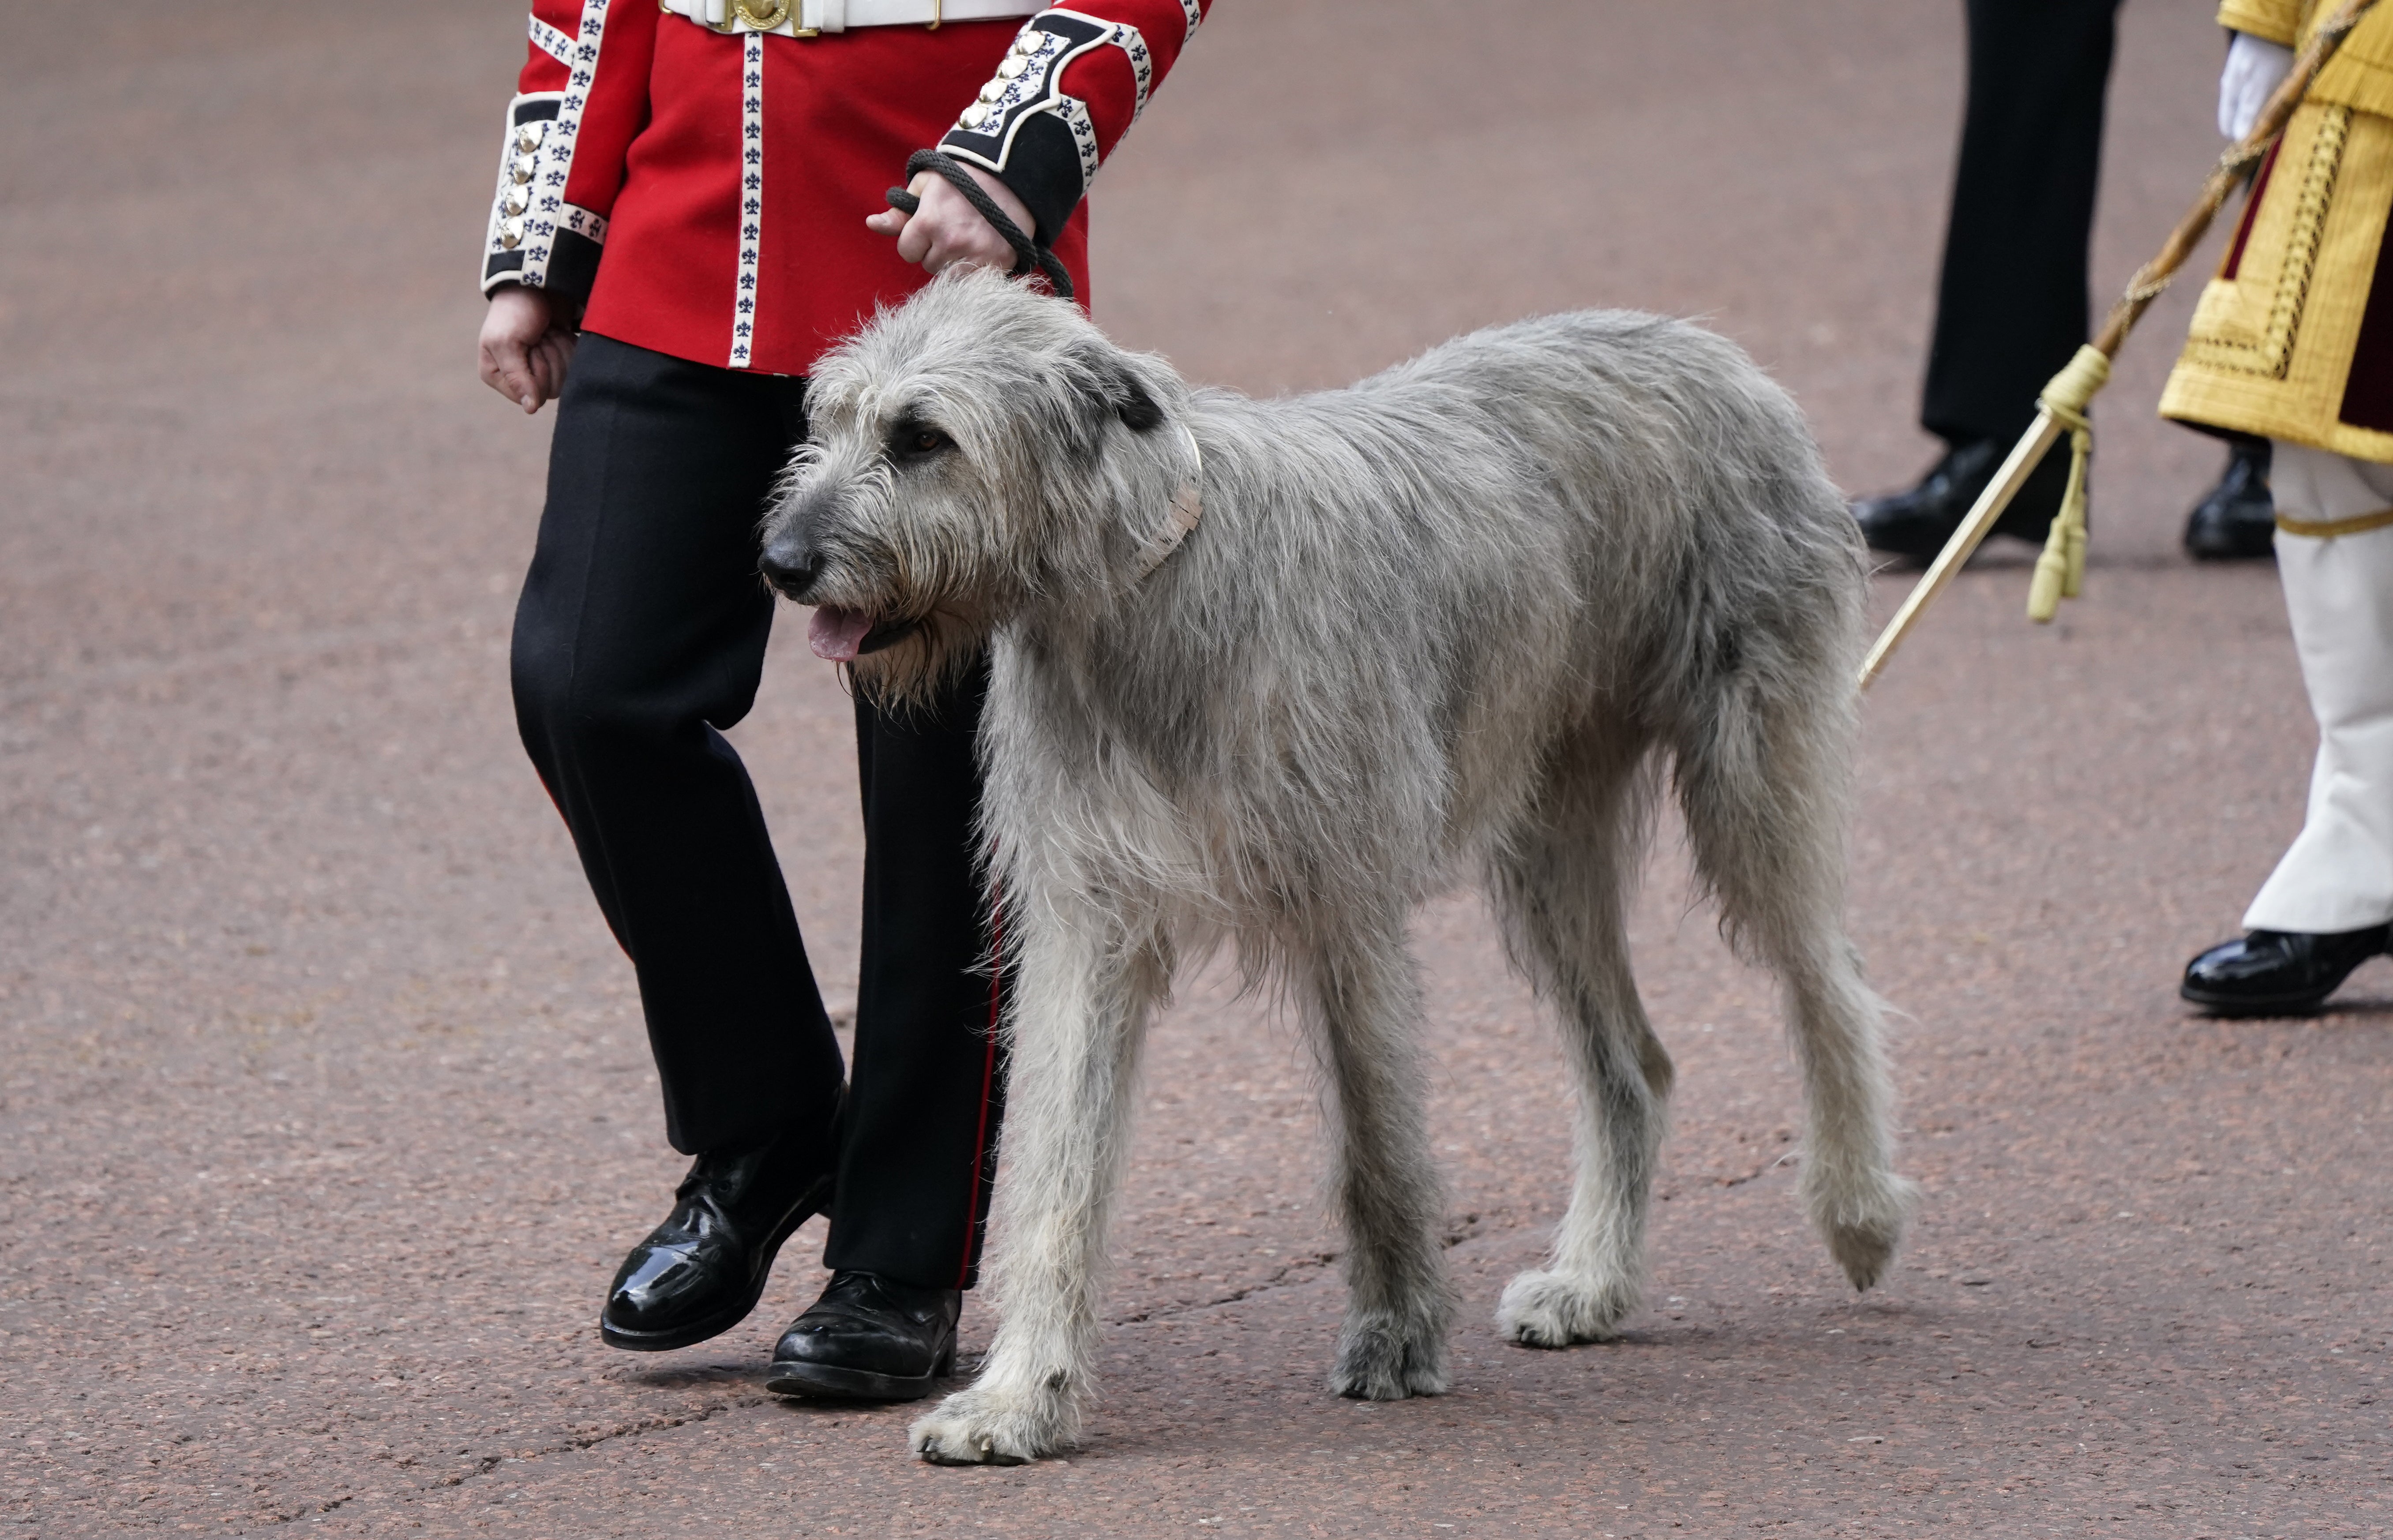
2161 0 2393 462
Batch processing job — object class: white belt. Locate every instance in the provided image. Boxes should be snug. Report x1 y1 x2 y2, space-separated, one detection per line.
661 0 1045 35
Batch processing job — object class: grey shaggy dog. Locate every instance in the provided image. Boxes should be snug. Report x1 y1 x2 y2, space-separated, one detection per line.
761 269 1916 1466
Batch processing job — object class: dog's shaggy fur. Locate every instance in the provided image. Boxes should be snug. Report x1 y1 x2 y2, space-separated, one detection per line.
762 270 1916 1465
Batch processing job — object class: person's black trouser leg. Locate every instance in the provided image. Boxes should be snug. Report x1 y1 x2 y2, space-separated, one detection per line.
826 665 1009 1291
1922 0 2125 447
512 333 1004 1290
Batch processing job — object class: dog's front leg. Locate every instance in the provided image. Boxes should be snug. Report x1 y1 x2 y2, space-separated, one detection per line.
911 900 1163 1465
1301 919 1455 1401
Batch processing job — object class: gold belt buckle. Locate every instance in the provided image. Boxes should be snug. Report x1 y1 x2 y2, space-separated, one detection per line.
698 0 810 35
736 0 799 30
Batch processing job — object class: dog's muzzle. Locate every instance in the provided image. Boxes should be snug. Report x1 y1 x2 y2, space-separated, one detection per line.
758 545 821 600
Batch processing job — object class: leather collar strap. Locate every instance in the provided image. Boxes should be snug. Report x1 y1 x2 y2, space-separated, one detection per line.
1131 423 1204 581
663 0 1045 35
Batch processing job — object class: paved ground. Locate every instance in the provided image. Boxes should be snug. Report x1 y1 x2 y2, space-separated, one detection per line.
5 1 2390 1535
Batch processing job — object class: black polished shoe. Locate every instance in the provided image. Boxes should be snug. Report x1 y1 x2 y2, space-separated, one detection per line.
2180 925 2391 1015
764 1270 960 1401
2183 439 2277 561
599 1110 837 1353
1852 438 2074 565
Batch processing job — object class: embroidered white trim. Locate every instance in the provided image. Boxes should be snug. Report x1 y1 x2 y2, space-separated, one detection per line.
1058 95 1099 189
730 31 765 369
485 91 556 284
560 202 610 243
968 18 1085 137
544 0 611 195
485 0 613 290
1178 0 1199 43
529 14 575 64
944 11 1140 193
663 0 1039 32
1108 21 1151 119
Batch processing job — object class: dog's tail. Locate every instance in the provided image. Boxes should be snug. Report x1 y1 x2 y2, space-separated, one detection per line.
1660 440 1914 1291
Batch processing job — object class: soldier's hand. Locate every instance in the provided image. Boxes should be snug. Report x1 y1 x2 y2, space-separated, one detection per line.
866 165 1038 277
479 284 578 414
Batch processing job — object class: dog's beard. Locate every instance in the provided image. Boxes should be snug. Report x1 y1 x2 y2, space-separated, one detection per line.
842 609 989 710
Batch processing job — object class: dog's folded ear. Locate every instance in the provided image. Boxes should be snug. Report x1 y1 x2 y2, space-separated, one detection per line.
1113 368 1166 434
1072 341 1165 435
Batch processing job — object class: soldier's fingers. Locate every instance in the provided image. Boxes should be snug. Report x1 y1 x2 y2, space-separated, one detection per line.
927 215 1014 276
480 337 540 412
923 229 977 276
887 173 942 261
524 342 558 404
865 206 908 237
533 334 574 401
945 225 1012 275
896 210 937 266
505 353 544 412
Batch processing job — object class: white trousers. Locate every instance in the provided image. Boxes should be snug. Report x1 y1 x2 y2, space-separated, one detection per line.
2242 442 2393 933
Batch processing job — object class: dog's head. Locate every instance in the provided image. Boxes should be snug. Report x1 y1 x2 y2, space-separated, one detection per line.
760 268 1194 703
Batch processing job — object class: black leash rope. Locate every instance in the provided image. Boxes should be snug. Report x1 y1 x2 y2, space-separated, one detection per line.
886 149 1074 299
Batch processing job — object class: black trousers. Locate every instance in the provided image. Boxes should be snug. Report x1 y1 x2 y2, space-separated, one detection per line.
511 333 1006 1291
1922 0 2125 446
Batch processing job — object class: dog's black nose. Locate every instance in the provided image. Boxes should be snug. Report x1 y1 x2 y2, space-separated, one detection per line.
759 547 820 598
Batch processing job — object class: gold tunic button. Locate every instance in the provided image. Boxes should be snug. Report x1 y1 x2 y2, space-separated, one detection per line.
499 217 525 249
997 56 1026 79
502 186 530 216
511 156 537 184
514 123 546 154
978 82 1002 102
960 103 990 129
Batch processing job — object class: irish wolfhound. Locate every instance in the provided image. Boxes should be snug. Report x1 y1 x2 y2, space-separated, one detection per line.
761 270 1915 1465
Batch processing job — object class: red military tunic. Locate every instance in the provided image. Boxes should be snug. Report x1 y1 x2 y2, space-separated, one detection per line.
482 0 1206 376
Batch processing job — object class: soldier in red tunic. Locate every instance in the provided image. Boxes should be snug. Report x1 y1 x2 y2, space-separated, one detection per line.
470 0 1207 1402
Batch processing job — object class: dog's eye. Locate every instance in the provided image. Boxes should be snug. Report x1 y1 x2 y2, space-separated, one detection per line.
892 423 952 461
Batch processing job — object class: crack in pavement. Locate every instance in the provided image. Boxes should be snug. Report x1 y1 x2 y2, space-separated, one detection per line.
252 1392 778 1522
249 1225 1529 1519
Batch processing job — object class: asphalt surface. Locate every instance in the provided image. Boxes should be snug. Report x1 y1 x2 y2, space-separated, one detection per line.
5 1 2390 1535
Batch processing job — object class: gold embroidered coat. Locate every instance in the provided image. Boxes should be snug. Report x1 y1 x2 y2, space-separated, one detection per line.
2160 0 2393 461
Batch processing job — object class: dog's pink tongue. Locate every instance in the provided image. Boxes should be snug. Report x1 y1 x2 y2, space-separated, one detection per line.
808 606 876 662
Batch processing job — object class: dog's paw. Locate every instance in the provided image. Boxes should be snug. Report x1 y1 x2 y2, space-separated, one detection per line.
909 1380 1076 1466
1495 1267 1637 1348
1328 1310 1450 1400
1808 1168 1919 1292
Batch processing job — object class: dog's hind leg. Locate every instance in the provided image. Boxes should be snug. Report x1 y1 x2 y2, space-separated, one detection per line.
1670 667 1916 1291
1297 913 1455 1400
910 898 1167 1465
1490 742 1672 1347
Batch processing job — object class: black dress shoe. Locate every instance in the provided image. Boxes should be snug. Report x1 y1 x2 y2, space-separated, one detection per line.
2183 438 2277 561
2180 925 2391 1015
600 1111 837 1352
764 1270 960 1401
1852 438 2074 564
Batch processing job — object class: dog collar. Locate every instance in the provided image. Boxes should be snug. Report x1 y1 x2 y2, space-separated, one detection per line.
1131 423 1204 582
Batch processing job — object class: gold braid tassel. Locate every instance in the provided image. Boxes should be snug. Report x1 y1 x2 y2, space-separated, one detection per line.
2027 343 2110 623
